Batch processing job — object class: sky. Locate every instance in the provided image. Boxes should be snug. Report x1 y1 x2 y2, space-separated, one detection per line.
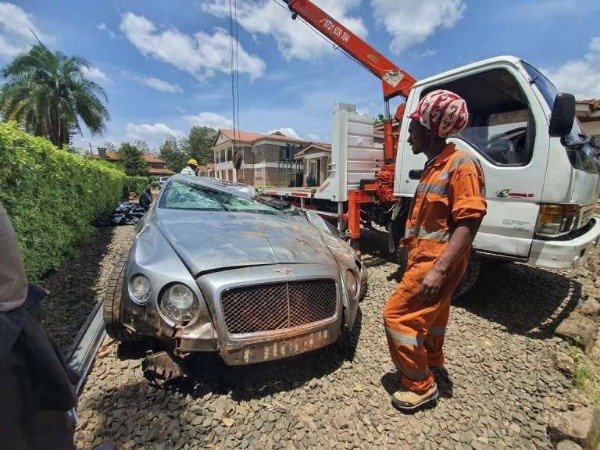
1 0 599 150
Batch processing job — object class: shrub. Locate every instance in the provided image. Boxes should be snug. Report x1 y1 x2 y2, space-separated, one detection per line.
0 122 126 280
123 175 151 199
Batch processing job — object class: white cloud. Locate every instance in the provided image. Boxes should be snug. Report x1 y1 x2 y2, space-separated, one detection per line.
268 127 300 139
141 76 182 93
184 112 233 129
119 12 266 80
81 66 110 83
202 0 367 60
0 3 49 57
97 22 118 39
124 72 182 93
126 122 184 143
543 37 600 99
371 0 465 54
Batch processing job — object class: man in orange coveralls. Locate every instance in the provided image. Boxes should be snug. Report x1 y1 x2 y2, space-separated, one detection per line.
383 89 487 412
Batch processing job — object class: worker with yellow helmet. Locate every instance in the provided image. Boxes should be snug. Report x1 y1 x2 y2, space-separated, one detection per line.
180 159 198 176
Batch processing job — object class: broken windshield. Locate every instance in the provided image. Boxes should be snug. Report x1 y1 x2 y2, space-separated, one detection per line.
159 180 280 214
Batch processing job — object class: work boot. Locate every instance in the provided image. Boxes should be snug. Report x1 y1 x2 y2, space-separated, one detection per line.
391 382 439 412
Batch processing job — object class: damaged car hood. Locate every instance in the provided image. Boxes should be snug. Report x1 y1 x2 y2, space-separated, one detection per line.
153 209 337 276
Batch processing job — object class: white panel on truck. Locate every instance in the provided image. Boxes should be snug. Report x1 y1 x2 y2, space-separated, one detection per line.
314 103 383 202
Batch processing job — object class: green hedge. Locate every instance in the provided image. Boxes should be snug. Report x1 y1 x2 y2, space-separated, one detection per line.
123 175 150 198
0 122 126 280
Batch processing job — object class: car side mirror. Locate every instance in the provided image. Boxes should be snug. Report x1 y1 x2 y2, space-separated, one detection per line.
549 93 575 137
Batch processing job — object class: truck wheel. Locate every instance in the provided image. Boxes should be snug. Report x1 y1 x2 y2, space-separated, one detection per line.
396 245 408 274
396 246 480 298
103 252 141 343
453 250 480 298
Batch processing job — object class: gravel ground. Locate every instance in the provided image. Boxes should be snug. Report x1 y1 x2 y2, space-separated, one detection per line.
40 226 135 351
75 228 598 449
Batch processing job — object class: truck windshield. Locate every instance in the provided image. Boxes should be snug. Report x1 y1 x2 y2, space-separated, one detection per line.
522 61 599 173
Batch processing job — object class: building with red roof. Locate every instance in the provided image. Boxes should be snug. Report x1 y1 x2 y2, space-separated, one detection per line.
212 129 326 187
96 149 175 178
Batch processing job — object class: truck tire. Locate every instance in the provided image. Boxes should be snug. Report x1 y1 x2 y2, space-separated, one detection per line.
453 250 480 298
103 252 141 342
395 247 480 298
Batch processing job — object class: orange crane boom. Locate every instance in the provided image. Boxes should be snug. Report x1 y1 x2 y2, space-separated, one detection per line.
282 0 417 243
283 0 415 100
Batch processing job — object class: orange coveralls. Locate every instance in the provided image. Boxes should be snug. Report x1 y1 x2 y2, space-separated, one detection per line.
383 143 487 392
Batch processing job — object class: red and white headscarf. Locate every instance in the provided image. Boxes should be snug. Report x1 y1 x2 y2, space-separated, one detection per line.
408 89 468 138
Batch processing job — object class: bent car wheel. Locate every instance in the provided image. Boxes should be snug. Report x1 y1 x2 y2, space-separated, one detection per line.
103 252 142 342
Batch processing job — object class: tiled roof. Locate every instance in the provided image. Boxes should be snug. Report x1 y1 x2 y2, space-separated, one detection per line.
294 143 332 159
100 151 168 165
148 167 175 176
578 99 600 111
218 129 309 145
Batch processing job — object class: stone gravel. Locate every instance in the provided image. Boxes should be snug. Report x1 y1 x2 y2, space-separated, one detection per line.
40 226 136 351
75 228 599 449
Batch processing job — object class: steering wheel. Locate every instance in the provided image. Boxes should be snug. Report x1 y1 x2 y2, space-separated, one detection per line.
487 126 528 165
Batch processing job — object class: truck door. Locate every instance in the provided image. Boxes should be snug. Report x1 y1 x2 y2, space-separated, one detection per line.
395 63 549 258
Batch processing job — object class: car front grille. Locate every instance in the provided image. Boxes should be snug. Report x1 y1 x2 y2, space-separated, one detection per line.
220 280 337 334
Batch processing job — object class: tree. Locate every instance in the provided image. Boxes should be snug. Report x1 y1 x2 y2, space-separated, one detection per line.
182 126 217 164
117 142 148 176
159 136 187 173
374 114 385 126
0 41 109 148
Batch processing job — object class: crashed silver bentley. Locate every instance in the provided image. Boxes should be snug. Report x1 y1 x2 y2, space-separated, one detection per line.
103 175 367 365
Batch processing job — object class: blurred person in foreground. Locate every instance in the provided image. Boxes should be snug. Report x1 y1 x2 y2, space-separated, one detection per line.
0 203 77 450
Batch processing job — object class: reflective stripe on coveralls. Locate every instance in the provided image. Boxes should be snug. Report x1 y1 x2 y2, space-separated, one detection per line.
383 143 486 392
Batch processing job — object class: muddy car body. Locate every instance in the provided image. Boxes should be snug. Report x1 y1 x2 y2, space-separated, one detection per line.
103 175 367 365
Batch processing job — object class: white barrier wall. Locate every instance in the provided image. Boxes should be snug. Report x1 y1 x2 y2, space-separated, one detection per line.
315 103 383 202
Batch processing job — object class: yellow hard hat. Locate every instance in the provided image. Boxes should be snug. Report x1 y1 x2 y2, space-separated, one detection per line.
187 158 198 167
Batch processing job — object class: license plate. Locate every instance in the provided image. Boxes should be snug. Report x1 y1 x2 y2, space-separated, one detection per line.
236 329 332 364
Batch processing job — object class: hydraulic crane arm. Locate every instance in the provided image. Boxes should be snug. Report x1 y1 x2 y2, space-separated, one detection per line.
282 0 416 100
282 0 418 244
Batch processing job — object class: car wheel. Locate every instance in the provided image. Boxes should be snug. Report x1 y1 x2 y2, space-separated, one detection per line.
359 267 368 302
103 252 142 342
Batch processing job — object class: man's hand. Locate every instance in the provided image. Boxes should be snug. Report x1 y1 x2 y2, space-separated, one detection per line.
420 267 445 298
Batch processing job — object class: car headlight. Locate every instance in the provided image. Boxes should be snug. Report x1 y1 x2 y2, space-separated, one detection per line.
160 283 200 324
129 274 151 304
345 270 358 298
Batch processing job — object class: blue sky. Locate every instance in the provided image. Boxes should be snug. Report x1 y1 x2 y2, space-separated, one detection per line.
2 0 599 150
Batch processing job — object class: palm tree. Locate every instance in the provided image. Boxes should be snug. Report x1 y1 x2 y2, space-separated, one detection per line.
0 41 109 148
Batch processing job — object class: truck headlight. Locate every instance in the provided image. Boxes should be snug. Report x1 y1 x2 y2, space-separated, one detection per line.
160 283 199 324
535 204 581 237
129 274 151 304
345 270 358 298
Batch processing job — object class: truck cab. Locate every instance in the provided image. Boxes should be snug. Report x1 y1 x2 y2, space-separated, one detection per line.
394 56 600 269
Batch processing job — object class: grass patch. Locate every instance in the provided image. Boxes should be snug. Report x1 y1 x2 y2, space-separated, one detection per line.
569 346 600 402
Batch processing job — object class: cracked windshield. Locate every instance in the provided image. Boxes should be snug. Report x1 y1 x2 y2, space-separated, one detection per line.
1 1 599 449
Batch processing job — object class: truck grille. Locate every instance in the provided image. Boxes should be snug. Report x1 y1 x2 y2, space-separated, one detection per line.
221 280 337 334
